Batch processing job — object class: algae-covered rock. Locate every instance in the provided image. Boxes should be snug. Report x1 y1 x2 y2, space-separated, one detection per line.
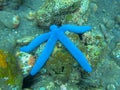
16 51 36 77
0 0 7 10
17 26 107 85
0 50 23 90
17 24 108 88
0 0 23 10
42 28 107 83
35 0 90 27
33 32 87 83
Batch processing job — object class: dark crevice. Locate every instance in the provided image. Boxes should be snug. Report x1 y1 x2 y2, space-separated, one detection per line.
78 34 83 40
22 74 34 89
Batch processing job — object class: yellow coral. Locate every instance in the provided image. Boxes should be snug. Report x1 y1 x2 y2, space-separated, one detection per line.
0 50 7 68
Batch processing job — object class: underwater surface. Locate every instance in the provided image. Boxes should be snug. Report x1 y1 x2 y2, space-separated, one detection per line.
0 0 120 90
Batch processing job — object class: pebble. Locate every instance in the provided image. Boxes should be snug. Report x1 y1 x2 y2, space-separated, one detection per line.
39 87 46 90
16 36 34 45
26 11 35 20
107 84 116 90
60 84 67 90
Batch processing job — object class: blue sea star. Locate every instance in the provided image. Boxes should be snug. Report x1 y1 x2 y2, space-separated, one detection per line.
20 24 92 76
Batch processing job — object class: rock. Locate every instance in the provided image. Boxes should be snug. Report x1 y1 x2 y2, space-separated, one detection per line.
107 84 116 90
35 0 90 27
89 60 120 89
0 0 8 10
115 15 120 24
0 11 20 29
8 0 23 10
16 51 36 77
0 0 23 10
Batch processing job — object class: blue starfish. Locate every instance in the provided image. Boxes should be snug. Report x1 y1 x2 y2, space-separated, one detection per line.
20 24 92 76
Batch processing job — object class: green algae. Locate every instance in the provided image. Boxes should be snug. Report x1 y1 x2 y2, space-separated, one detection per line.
45 46 76 82
0 50 23 88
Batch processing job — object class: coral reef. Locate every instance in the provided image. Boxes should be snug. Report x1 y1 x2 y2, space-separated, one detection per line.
35 0 90 27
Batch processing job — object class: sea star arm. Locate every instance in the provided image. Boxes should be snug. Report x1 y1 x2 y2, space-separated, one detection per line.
20 32 50 52
60 24 92 34
30 34 58 75
58 31 92 72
